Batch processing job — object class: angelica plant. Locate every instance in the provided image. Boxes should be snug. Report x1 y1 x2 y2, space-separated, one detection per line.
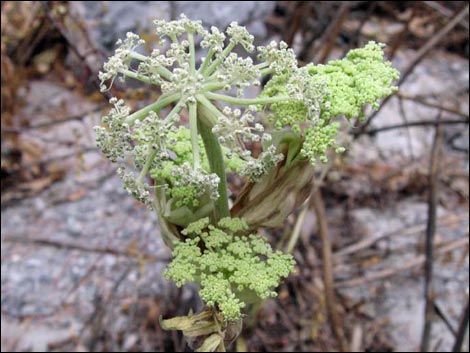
95 14 399 351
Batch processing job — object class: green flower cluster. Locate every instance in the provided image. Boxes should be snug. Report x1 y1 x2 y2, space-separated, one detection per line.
150 127 215 209
150 127 242 210
308 41 400 121
260 41 399 165
164 217 296 321
261 74 309 131
301 122 344 165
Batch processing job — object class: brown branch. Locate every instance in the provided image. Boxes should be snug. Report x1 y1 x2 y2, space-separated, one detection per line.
283 1 309 47
423 1 470 30
82 264 134 351
349 2 377 48
421 115 443 352
311 186 349 352
316 3 351 64
398 96 416 158
335 237 469 288
452 297 470 352
433 301 458 337
387 4 419 60
352 117 469 137
396 92 470 119
357 4 470 133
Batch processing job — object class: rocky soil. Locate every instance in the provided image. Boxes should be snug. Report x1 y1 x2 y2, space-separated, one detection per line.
1 1 468 352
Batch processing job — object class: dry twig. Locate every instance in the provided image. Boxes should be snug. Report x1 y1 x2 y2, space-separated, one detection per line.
396 92 470 119
452 297 470 352
335 237 468 288
352 117 468 137
311 186 349 352
358 4 470 133
421 114 442 352
334 213 467 258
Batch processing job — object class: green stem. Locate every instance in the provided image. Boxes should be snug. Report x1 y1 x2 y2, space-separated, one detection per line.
197 106 230 221
118 68 160 85
188 32 196 74
165 98 186 123
129 52 147 61
138 149 158 182
129 52 173 80
188 101 200 169
205 92 292 106
169 34 178 43
260 67 274 77
125 92 181 125
201 81 226 93
199 46 216 74
195 94 220 127
254 62 270 70
204 41 236 77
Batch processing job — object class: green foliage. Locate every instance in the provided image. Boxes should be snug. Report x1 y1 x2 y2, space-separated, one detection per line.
164 217 296 320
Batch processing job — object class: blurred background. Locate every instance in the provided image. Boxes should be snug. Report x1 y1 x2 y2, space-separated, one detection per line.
1 1 469 352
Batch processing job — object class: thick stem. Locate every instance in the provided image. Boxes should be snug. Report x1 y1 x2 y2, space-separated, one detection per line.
129 52 147 61
196 94 220 127
197 105 230 221
205 92 292 106
188 101 200 169
125 92 181 125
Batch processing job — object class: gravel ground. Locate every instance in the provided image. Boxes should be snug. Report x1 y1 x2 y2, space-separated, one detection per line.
1 169 174 350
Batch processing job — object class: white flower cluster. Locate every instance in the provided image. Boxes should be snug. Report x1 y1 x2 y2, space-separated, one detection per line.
94 98 132 162
257 41 297 75
117 167 154 209
98 33 145 91
171 163 220 202
154 14 205 42
96 14 327 208
239 145 284 182
226 22 255 52
201 26 226 53
137 49 175 82
212 106 265 155
215 54 260 94
287 67 328 122
211 106 283 180
161 66 204 100
131 111 177 168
